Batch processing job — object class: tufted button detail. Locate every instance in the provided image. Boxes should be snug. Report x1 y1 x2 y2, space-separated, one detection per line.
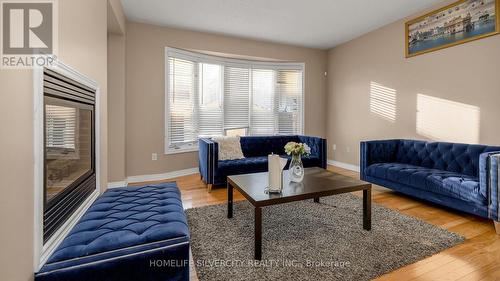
46 183 189 264
393 140 500 178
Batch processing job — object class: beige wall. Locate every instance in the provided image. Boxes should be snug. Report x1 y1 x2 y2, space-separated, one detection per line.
125 22 327 177
108 34 126 182
0 70 33 281
326 9 500 166
0 1 108 280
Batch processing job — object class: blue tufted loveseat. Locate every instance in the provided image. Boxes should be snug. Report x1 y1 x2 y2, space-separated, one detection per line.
199 135 327 191
35 183 190 281
361 139 500 225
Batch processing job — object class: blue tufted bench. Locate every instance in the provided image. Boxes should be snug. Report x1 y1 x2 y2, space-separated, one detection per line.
361 139 500 231
199 135 327 191
35 183 190 281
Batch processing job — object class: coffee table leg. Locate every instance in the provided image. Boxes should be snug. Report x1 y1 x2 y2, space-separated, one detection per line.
363 188 371 230
314 197 320 203
227 182 233 219
255 206 262 260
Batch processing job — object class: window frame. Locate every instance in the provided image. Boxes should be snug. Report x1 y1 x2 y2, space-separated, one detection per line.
164 47 305 154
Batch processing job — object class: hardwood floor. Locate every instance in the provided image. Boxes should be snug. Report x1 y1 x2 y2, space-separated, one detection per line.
131 166 500 281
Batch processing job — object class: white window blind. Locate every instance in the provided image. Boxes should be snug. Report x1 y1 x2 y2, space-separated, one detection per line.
199 63 224 136
277 70 303 135
46 105 77 149
250 69 277 136
165 48 304 154
224 65 250 130
167 57 198 151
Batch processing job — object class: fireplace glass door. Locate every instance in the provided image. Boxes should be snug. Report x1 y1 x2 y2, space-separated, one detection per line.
44 97 94 209
42 68 97 242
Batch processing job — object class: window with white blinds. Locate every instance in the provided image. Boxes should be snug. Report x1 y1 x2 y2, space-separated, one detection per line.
224 65 250 130
46 104 77 150
165 47 304 154
277 70 303 135
167 57 198 152
250 69 276 136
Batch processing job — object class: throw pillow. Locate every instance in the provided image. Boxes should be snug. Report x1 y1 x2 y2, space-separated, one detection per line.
212 136 245 161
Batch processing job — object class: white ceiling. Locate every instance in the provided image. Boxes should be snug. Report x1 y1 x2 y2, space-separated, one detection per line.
121 0 443 49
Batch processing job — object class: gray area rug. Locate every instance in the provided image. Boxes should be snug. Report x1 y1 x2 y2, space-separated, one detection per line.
186 194 464 281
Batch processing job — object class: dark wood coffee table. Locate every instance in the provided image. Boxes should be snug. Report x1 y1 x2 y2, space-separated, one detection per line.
227 167 371 260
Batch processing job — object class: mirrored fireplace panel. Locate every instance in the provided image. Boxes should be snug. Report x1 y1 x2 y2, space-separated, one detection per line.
45 98 93 205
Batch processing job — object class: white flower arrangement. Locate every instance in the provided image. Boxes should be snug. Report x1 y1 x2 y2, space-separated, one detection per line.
284 142 311 156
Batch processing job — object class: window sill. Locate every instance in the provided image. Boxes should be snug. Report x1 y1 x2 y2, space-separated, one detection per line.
165 147 199 155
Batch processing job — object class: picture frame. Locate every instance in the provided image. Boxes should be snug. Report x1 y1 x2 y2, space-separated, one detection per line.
405 0 500 58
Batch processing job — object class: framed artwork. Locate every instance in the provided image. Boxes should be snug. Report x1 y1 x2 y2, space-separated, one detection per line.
406 0 499 57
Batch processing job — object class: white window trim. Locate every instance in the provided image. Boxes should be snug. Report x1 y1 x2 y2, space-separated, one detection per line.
164 47 305 154
33 59 101 272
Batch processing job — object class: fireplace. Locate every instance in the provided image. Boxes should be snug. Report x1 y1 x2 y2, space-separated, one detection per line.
43 69 96 242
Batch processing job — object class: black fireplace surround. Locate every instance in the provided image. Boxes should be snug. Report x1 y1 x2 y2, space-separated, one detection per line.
43 68 96 242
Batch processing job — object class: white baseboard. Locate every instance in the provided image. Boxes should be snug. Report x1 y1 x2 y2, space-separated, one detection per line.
327 159 360 172
127 167 199 183
107 181 128 189
108 167 199 187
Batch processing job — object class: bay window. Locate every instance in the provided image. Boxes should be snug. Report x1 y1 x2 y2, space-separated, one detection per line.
165 47 304 154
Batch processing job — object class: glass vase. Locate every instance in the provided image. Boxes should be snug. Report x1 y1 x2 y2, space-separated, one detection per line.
289 153 304 182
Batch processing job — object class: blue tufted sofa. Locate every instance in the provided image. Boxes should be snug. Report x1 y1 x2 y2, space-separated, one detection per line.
35 183 190 281
361 139 500 227
199 135 327 191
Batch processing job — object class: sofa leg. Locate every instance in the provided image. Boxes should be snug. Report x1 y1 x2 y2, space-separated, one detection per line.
207 184 213 193
494 221 500 235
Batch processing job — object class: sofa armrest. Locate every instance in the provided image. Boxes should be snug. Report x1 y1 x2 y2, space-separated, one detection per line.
479 152 500 221
198 138 218 184
298 135 327 169
360 140 399 180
